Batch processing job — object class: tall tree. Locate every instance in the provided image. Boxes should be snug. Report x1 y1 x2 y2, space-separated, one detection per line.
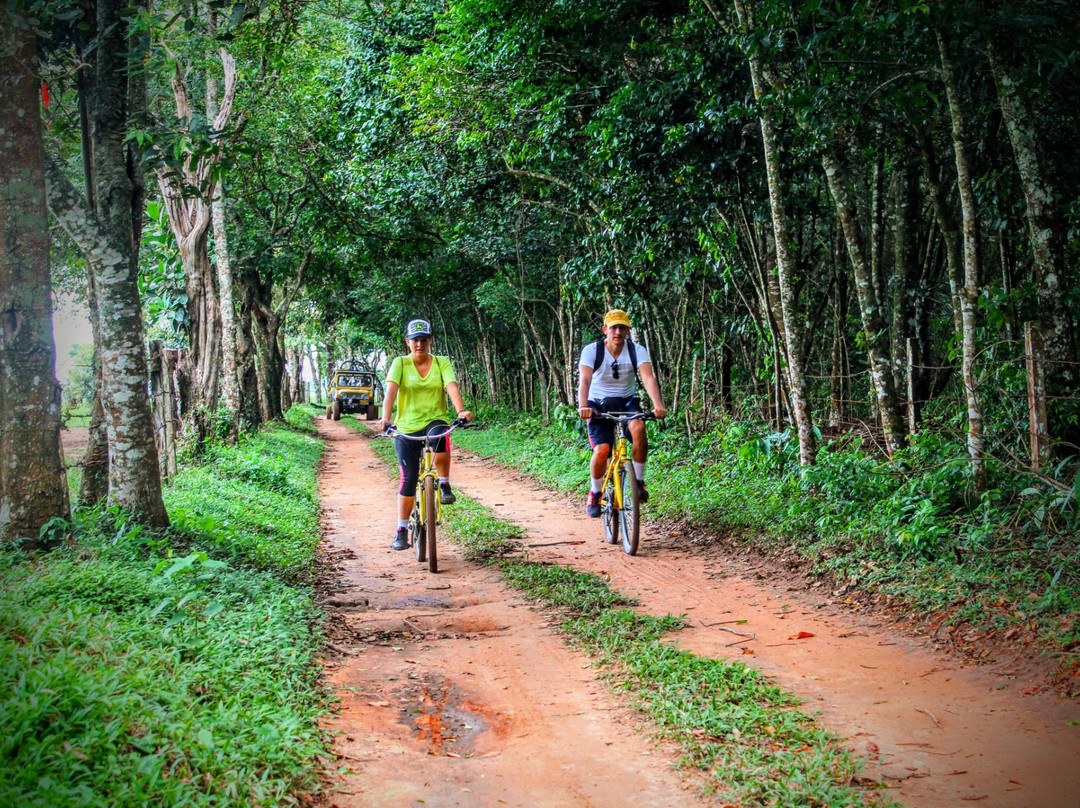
0 13 70 546
936 25 986 494
45 0 168 526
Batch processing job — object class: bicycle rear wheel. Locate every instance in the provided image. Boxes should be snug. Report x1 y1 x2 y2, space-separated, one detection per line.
424 475 439 573
618 461 639 555
602 472 619 545
412 500 426 562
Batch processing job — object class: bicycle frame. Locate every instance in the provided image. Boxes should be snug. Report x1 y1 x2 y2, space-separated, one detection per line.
592 411 653 556
600 420 633 510
415 441 440 527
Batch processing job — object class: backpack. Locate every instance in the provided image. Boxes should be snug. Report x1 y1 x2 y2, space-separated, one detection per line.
591 339 639 385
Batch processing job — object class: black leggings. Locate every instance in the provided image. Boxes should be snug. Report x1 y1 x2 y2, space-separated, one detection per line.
394 420 450 495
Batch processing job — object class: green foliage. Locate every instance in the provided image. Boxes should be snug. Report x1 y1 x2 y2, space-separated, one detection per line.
502 561 636 613
61 344 94 410
138 202 188 348
0 417 329 806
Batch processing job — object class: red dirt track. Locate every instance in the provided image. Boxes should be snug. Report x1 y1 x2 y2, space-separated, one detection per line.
322 418 1080 806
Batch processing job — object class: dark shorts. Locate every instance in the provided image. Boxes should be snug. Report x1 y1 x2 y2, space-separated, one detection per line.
394 420 451 495
586 396 642 449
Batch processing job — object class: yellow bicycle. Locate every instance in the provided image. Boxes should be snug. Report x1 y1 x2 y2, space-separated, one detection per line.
594 411 655 556
384 419 472 573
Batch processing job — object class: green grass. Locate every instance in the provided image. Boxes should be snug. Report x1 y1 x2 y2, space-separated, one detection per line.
62 404 92 429
452 411 1080 677
0 406 331 806
163 410 322 582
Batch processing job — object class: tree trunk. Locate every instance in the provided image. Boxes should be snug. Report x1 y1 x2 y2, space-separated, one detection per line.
211 179 239 436
750 56 815 464
914 121 965 341
235 279 261 429
821 148 907 456
0 25 71 546
155 47 237 417
987 37 1076 378
937 27 986 495
889 160 920 398
46 0 167 526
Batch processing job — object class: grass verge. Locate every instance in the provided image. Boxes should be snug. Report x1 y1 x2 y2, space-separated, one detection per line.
0 406 330 806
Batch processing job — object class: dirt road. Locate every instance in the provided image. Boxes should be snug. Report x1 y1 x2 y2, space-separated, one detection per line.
317 418 1080 807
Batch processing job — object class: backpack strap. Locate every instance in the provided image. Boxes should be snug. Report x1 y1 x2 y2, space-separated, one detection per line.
592 340 605 371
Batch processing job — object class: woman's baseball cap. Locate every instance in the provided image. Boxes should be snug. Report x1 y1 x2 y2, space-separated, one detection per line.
603 309 631 328
405 319 433 339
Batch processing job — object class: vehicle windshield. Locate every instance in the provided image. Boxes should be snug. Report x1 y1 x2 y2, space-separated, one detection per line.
335 374 372 387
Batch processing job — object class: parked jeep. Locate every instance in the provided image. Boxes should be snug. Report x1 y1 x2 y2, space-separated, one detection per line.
326 363 379 421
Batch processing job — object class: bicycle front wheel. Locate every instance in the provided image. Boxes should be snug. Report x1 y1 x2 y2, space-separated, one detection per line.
618 461 639 555
424 475 439 573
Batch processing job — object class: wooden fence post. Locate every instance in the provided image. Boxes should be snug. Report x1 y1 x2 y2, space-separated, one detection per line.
906 337 917 442
162 348 179 478
1025 321 1049 469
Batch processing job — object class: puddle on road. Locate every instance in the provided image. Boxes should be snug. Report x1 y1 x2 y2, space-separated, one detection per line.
396 672 489 756
380 594 453 610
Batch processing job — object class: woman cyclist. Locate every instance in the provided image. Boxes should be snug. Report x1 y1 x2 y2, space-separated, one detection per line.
377 318 472 551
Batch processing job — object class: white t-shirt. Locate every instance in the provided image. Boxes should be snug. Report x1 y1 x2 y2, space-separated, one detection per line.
578 340 652 400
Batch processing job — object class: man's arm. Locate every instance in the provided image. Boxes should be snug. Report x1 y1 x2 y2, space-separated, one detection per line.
578 365 594 419
637 363 667 419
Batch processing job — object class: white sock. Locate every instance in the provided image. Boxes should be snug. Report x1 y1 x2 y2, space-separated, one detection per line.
438 476 449 484
590 477 603 493
633 461 645 482
397 518 409 529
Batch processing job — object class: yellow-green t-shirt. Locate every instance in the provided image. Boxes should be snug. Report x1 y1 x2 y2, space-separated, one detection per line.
386 355 457 433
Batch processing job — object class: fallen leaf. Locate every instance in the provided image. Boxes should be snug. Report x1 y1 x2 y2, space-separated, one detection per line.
866 741 879 753
366 701 390 707
789 631 815 640
741 647 755 655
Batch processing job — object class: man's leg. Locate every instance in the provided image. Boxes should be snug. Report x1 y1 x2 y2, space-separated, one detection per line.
586 444 610 517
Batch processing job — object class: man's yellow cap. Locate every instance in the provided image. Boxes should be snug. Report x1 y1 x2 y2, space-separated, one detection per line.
604 309 631 328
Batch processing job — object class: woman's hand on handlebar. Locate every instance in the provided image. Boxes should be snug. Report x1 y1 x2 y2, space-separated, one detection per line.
455 410 473 424
578 405 593 419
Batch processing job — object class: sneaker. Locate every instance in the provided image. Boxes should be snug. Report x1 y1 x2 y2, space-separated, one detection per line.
392 527 410 551
439 482 456 505
636 480 649 503
586 491 602 518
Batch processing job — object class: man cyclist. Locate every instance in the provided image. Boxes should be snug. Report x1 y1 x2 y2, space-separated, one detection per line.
377 318 472 551
577 309 667 517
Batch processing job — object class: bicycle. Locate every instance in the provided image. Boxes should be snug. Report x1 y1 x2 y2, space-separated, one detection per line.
382 418 473 573
592 411 655 556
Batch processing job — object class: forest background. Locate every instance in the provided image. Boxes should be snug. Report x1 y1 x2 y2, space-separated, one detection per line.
2 0 1080 674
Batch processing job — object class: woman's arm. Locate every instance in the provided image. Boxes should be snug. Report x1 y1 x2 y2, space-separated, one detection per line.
377 381 399 431
445 381 472 422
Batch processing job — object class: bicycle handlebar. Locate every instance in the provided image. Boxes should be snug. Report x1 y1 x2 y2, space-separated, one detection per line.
380 418 477 440
590 411 657 422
